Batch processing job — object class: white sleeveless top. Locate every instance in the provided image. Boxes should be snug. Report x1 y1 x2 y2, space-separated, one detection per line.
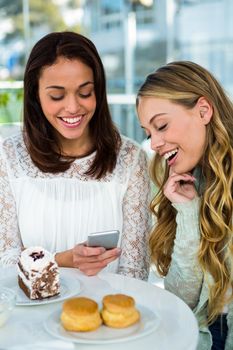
0 132 151 280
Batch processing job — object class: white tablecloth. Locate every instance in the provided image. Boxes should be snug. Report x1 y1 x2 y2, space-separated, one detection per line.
0 267 198 350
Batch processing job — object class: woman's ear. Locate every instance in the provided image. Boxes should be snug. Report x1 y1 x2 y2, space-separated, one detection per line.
197 96 213 125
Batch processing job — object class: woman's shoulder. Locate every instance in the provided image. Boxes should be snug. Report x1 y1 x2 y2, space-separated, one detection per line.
120 135 144 155
1 131 25 155
1 131 22 147
2 130 23 145
116 135 148 170
0 132 29 174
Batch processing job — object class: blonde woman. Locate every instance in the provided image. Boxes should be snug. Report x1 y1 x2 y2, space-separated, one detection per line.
136 61 233 349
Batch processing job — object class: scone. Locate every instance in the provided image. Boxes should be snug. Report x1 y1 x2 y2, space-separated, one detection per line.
61 297 102 332
101 293 140 328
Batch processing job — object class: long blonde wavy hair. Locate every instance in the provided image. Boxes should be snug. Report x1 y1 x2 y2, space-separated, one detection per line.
137 61 233 324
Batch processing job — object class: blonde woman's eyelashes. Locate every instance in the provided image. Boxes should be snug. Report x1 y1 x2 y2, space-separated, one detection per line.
157 124 167 131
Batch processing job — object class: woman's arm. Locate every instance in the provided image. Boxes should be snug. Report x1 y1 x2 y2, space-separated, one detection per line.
55 244 121 275
164 198 203 309
118 148 151 280
0 145 23 266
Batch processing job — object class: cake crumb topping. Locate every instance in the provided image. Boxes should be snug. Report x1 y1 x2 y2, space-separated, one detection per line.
29 251 45 261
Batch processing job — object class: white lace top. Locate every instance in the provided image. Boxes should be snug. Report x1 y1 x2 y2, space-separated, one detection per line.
0 132 151 280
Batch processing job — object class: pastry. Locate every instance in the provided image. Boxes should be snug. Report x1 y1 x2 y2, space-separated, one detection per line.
101 293 140 328
17 246 60 300
61 297 102 331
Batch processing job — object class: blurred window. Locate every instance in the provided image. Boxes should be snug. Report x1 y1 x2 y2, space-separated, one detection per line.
100 0 123 14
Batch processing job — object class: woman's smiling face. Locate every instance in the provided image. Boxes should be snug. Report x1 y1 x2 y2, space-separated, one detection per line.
38 56 96 156
137 96 212 174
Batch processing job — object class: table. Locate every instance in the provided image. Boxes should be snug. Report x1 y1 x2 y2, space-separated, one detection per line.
0 267 198 350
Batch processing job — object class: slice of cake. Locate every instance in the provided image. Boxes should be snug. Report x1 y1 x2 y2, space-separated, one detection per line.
17 246 60 300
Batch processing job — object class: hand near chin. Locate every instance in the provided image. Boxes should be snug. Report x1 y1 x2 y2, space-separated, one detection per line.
163 171 198 203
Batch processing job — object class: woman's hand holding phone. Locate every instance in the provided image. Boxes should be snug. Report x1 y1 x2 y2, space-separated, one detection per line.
72 243 121 276
55 230 121 275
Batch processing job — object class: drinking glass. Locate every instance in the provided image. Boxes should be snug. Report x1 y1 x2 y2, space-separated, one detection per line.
0 287 16 327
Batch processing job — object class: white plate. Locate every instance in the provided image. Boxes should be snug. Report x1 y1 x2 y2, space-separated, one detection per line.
1 274 81 306
44 305 160 344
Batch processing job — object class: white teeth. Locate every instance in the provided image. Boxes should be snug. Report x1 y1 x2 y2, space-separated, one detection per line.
164 148 178 160
61 117 82 124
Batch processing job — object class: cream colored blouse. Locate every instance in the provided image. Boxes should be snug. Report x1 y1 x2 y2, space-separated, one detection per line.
0 133 151 280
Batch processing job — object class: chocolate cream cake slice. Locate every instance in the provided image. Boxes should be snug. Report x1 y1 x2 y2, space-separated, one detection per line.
17 246 60 300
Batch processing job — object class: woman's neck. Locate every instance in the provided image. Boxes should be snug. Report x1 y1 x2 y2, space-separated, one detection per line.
56 131 95 158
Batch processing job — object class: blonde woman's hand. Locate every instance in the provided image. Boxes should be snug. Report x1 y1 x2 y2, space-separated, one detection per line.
163 171 198 203
72 243 121 276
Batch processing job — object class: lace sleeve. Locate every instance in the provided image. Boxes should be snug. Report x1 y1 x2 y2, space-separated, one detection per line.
164 198 203 309
117 148 151 281
0 144 22 266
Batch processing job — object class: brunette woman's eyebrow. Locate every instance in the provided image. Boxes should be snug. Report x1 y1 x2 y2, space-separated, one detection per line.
45 81 94 90
46 85 64 90
79 81 94 88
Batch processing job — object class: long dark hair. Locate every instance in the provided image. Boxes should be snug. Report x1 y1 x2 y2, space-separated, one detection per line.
23 31 121 178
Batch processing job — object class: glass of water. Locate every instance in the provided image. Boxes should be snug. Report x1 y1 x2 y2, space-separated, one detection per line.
0 287 16 327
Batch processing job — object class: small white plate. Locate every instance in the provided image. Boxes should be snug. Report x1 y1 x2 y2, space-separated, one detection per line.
44 305 160 344
1 274 81 306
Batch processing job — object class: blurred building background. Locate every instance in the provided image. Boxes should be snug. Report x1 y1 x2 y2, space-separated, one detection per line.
0 0 233 143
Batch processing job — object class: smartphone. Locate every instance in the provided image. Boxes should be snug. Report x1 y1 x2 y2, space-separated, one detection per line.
87 230 120 250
